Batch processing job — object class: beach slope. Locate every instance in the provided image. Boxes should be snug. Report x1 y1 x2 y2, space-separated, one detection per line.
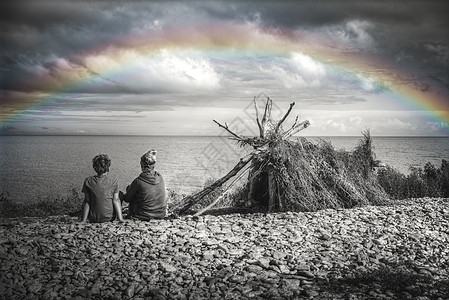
1 198 448 299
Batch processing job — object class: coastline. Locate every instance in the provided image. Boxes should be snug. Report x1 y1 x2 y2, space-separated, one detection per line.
1 198 448 299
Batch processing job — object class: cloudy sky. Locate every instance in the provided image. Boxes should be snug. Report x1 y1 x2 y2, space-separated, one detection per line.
0 0 448 136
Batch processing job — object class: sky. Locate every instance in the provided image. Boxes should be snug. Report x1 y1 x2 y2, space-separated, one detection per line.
0 0 448 136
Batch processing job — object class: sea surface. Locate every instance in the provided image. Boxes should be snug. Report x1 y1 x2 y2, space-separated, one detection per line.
1 135 448 203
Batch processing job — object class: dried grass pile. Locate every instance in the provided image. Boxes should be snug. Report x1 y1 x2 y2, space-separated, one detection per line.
246 132 389 212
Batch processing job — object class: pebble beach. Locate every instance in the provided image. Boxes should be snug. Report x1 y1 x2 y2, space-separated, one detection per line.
1 198 448 300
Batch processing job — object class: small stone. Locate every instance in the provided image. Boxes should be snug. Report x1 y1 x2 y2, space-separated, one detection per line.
174 254 191 262
74 288 89 298
245 265 263 273
28 282 42 294
90 283 101 295
160 262 177 273
16 247 29 256
296 270 315 278
373 238 387 245
278 265 291 274
303 289 319 297
202 251 214 260
283 279 301 289
125 284 135 298
272 251 287 260
251 258 270 269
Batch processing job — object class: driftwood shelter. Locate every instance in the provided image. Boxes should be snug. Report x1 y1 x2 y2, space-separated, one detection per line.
174 97 388 215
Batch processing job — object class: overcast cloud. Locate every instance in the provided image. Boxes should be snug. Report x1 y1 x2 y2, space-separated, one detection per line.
0 0 448 136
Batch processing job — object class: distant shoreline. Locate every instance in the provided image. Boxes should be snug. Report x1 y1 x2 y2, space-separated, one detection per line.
1 133 448 137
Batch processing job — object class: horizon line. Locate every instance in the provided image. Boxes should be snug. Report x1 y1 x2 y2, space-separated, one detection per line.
1 133 448 138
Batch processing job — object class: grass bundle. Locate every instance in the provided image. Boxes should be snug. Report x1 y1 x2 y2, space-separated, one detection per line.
247 131 389 212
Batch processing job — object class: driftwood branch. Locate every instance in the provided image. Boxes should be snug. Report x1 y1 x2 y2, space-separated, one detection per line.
275 102 295 133
261 97 272 129
213 119 245 141
284 120 311 139
193 192 228 217
254 97 264 138
282 115 299 137
177 153 255 214
194 164 251 216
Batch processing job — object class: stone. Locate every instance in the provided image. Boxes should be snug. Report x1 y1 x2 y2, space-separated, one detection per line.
302 289 319 297
28 282 43 294
90 283 101 295
245 265 263 273
202 251 215 260
160 262 177 273
16 247 30 256
125 284 135 298
255 258 271 269
296 270 315 278
283 279 301 289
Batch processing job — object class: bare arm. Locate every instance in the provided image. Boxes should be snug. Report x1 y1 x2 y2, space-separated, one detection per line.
112 192 124 222
81 193 90 222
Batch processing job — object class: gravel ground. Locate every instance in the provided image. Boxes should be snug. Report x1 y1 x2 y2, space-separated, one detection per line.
1 198 448 300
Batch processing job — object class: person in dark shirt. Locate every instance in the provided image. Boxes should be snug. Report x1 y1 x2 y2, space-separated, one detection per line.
81 154 124 223
121 149 167 220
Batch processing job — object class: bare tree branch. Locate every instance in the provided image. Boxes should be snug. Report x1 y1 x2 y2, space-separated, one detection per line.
213 119 245 141
261 97 272 128
284 120 311 138
282 115 299 137
254 96 264 137
275 102 295 133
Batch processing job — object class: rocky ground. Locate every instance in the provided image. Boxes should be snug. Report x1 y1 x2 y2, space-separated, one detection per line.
1 198 448 300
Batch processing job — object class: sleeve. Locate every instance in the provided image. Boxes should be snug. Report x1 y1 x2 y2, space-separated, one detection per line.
123 179 138 203
81 178 88 193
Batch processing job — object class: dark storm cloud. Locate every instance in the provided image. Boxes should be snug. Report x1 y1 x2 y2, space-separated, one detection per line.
241 0 448 28
2 0 447 55
0 1 166 62
0 0 448 95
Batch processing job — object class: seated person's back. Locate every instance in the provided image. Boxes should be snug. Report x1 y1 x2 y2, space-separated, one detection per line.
82 154 124 223
122 149 167 220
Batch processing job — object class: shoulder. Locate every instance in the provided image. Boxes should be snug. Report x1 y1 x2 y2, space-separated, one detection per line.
83 176 95 184
106 175 119 185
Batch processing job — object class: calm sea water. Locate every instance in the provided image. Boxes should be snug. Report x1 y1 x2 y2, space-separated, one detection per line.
1 135 448 203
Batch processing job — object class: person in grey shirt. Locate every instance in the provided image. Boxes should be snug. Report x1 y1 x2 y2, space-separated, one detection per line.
81 154 124 223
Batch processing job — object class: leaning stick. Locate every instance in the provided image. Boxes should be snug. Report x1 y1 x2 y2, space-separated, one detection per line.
284 120 311 138
254 97 264 137
275 102 295 133
261 97 272 126
194 165 251 216
177 153 255 214
213 120 245 141
282 115 299 138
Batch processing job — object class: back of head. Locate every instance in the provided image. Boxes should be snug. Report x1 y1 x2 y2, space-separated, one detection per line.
140 149 157 170
93 154 111 174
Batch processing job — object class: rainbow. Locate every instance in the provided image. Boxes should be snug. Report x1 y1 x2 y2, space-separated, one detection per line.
1 22 448 134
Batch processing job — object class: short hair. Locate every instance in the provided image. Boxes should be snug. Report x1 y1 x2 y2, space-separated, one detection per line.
92 154 111 174
140 149 157 169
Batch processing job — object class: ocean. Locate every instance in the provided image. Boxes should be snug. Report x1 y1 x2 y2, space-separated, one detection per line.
1 135 448 203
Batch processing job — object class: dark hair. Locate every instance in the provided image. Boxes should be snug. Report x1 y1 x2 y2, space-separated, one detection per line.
92 154 111 174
